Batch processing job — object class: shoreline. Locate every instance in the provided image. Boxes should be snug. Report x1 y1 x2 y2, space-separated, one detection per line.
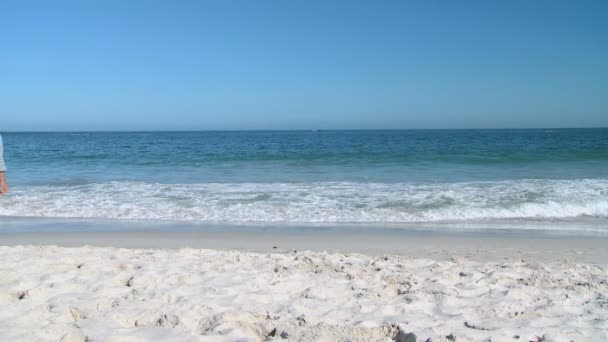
1 215 608 263
3 229 608 264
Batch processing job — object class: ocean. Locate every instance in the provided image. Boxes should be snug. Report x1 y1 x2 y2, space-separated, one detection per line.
1 129 607 233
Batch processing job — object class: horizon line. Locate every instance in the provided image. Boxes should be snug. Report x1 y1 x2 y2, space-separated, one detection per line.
2 127 608 133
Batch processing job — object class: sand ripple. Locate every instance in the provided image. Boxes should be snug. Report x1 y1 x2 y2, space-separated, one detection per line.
0 246 607 341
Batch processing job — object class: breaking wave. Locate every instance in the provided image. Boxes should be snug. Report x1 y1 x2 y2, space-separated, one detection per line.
1 179 607 224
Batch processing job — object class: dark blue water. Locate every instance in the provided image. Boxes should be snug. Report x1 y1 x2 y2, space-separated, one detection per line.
5 129 608 184
1 129 607 227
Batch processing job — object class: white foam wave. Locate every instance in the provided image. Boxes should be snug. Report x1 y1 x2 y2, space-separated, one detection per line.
1 180 607 223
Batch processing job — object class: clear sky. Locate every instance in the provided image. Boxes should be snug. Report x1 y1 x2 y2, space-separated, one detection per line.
1 0 606 131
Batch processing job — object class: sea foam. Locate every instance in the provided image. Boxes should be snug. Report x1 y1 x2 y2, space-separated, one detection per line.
1 179 606 224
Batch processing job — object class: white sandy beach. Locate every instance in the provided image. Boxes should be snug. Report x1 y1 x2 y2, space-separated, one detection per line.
1 240 607 342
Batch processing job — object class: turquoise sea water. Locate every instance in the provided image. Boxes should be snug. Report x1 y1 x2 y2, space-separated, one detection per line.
1 129 607 231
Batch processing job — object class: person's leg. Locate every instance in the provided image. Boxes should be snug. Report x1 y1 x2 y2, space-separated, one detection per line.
0 139 7 194
0 172 6 194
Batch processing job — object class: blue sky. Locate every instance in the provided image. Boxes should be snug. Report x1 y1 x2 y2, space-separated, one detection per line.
1 0 606 131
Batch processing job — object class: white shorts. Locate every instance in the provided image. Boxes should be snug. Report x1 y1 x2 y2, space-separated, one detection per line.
0 134 6 172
